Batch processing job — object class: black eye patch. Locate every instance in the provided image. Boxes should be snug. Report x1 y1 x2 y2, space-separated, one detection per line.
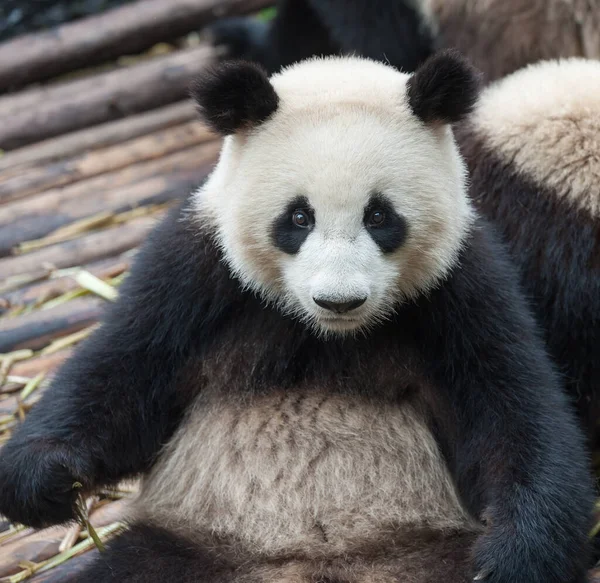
364 194 408 253
271 196 314 255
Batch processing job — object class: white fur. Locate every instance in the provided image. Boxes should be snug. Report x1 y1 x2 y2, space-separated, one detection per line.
471 58 600 217
194 56 474 335
136 391 474 556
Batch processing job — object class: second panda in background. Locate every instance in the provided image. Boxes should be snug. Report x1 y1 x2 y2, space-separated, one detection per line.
209 0 600 80
209 0 434 75
210 0 600 449
458 57 600 448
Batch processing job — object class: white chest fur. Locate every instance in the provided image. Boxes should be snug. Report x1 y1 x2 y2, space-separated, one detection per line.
136 391 471 557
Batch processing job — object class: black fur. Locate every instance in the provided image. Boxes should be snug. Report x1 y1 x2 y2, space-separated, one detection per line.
210 0 434 75
79 522 477 583
79 523 236 582
209 0 337 75
0 191 593 582
271 195 313 255
0 200 239 527
189 60 278 135
407 49 482 124
271 193 407 256
207 2 600 562
208 0 600 448
459 129 600 451
363 193 407 253
415 221 593 583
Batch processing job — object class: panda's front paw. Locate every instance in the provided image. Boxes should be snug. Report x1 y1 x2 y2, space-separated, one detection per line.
0 437 93 528
472 524 585 583
207 17 270 64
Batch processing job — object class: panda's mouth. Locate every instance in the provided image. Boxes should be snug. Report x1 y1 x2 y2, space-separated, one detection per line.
320 314 359 322
289 290 375 335
314 313 367 333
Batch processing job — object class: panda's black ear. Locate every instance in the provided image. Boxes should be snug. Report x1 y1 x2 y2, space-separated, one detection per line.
407 49 482 125
190 61 279 135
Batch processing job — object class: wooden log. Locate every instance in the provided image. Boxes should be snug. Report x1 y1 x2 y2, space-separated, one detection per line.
0 396 18 417
2 255 130 309
0 143 219 256
0 382 23 394
0 499 129 578
0 0 273 93
0 121 215 200
27 550 99 583
0 297 105 353
0 526 36 550
0 45 215 150
0 101 197 173
0 135 219 209
0 141 219 256
0 214 162 281
1 350 73 388
0 527 67 576
0 174 193 256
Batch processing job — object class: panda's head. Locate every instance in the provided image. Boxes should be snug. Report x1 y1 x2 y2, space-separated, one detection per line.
192 51 481 336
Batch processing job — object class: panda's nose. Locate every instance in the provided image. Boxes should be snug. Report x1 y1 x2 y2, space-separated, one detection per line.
313 297 367 314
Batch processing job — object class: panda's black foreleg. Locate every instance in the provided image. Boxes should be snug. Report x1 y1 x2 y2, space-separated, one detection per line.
0 200 232 529
417 228 594 583
79 522 237 583
209 0 338 74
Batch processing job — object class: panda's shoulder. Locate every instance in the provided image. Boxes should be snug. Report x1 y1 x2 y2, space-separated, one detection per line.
419 216 531 328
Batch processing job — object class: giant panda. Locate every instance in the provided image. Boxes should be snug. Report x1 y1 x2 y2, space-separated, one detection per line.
211 2 600 447
456 57 600 449
210 0 600 80
0 52 593 583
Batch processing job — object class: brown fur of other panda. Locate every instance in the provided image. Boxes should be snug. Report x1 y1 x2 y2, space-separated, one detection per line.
456 56 600 446
426 0 600 81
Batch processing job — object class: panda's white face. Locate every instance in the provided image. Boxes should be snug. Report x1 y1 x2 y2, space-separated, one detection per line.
195 57 474 336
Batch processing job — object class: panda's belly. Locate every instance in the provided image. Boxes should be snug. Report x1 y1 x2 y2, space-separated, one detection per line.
136 391 472 556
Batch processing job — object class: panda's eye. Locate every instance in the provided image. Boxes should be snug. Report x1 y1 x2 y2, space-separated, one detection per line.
292 210 311 228
367 210 386 227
